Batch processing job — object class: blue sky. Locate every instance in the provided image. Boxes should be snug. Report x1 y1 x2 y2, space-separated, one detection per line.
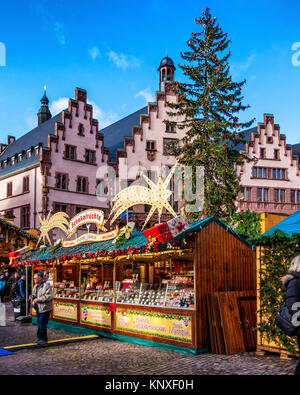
0 0 299 144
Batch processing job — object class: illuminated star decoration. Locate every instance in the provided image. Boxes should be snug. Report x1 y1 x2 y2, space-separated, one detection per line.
37 211 70 247
110 164 178 229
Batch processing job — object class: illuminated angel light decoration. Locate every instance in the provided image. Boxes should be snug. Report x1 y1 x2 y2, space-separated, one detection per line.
36 211 70 247
110 164 178 229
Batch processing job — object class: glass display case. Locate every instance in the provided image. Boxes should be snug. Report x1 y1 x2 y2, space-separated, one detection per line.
81 283 114 302
115 277 194 309
53 281 80 299
80 264 114 302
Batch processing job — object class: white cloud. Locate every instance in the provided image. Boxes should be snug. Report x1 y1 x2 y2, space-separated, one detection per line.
107 50 141 71
89 46 100 60
135 89 155 104
50 97 69 115
54 22 66 45
49 97 118 129
231 54 256 77
88 100 118 128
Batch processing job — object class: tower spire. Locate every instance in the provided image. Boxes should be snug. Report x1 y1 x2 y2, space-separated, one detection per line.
37 86 52 126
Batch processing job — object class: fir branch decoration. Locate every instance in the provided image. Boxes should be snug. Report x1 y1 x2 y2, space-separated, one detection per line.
251 231 300 355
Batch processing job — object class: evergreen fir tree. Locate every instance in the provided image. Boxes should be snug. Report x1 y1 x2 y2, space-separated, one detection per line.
166 8 255 219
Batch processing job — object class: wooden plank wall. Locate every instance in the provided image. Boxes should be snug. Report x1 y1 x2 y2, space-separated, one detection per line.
195 221 256 349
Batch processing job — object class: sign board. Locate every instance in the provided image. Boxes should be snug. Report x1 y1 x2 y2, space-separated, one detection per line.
80 304 111 328
68 209 107 237
62 228 119 248
53 301 78 322
115 309 192 343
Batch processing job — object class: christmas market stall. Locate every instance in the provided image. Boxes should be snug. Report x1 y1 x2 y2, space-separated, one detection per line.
0 217 38 270
16 214 256 354
253 209 300 359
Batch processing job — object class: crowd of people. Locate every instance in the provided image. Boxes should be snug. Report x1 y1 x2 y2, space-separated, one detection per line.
0 270 28 303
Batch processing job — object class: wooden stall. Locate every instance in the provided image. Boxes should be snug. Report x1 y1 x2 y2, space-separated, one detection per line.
27 217 256 354
256 210 300 359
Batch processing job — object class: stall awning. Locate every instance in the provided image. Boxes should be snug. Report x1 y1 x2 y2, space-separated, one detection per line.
16 217 254 265
263 210 300 236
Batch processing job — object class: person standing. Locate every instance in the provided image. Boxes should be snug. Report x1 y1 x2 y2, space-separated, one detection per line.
11 272 21 299
0 273 6 303
31 271 53 345
18 274 26 299
282 255 300 376
4 272 10 300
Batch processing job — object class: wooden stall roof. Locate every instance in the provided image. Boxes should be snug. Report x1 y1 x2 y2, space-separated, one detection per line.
17 217 255 265
0 218 39 243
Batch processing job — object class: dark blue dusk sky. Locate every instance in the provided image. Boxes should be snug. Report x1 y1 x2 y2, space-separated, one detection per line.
0 0 299 143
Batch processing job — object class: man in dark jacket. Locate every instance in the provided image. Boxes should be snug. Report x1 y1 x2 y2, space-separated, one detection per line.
283 264 300 375
11 272 21 299
18 274 26 299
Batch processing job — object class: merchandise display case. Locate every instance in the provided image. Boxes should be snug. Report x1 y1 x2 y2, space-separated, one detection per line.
53 281 80 299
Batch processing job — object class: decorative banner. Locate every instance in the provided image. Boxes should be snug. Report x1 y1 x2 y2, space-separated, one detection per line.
53 301 78 322
62 228 119 248
115 308 192 343
68 209 107 237
80 304 111 328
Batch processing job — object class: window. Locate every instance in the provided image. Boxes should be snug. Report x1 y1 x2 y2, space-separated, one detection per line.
240 187 245 201
274 150 279 160
298 190 300 204
281 169 286 180
291 190 296 203
257 188 262 202
253 168 257 178
56 173 67 190
260 148 265 159
263 168 267 179
77 177 88 193
280 189 286 203
7 182 12 197
65 145 76 160
277 169 281 179
54 204 67 213
26 149 31 159
23 176 29 193
76 206 85 214
272 169 276 179
246 187 252 201
163 138 177 155
20 206 30 228
78 123 84 136
18 153 22 162
264 189 269 202
258 168 262 178
146 141 156 151
274 189 279 203
11 157 15 165
85 150 95 164
35 146 39 156
166 124 175 133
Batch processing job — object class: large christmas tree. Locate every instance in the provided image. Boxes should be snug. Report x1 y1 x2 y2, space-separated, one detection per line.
166 8 255 219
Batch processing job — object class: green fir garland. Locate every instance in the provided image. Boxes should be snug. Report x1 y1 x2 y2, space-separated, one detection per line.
251 231 300 354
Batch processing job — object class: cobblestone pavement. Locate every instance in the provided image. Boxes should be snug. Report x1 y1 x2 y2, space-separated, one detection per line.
0 302 298 375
